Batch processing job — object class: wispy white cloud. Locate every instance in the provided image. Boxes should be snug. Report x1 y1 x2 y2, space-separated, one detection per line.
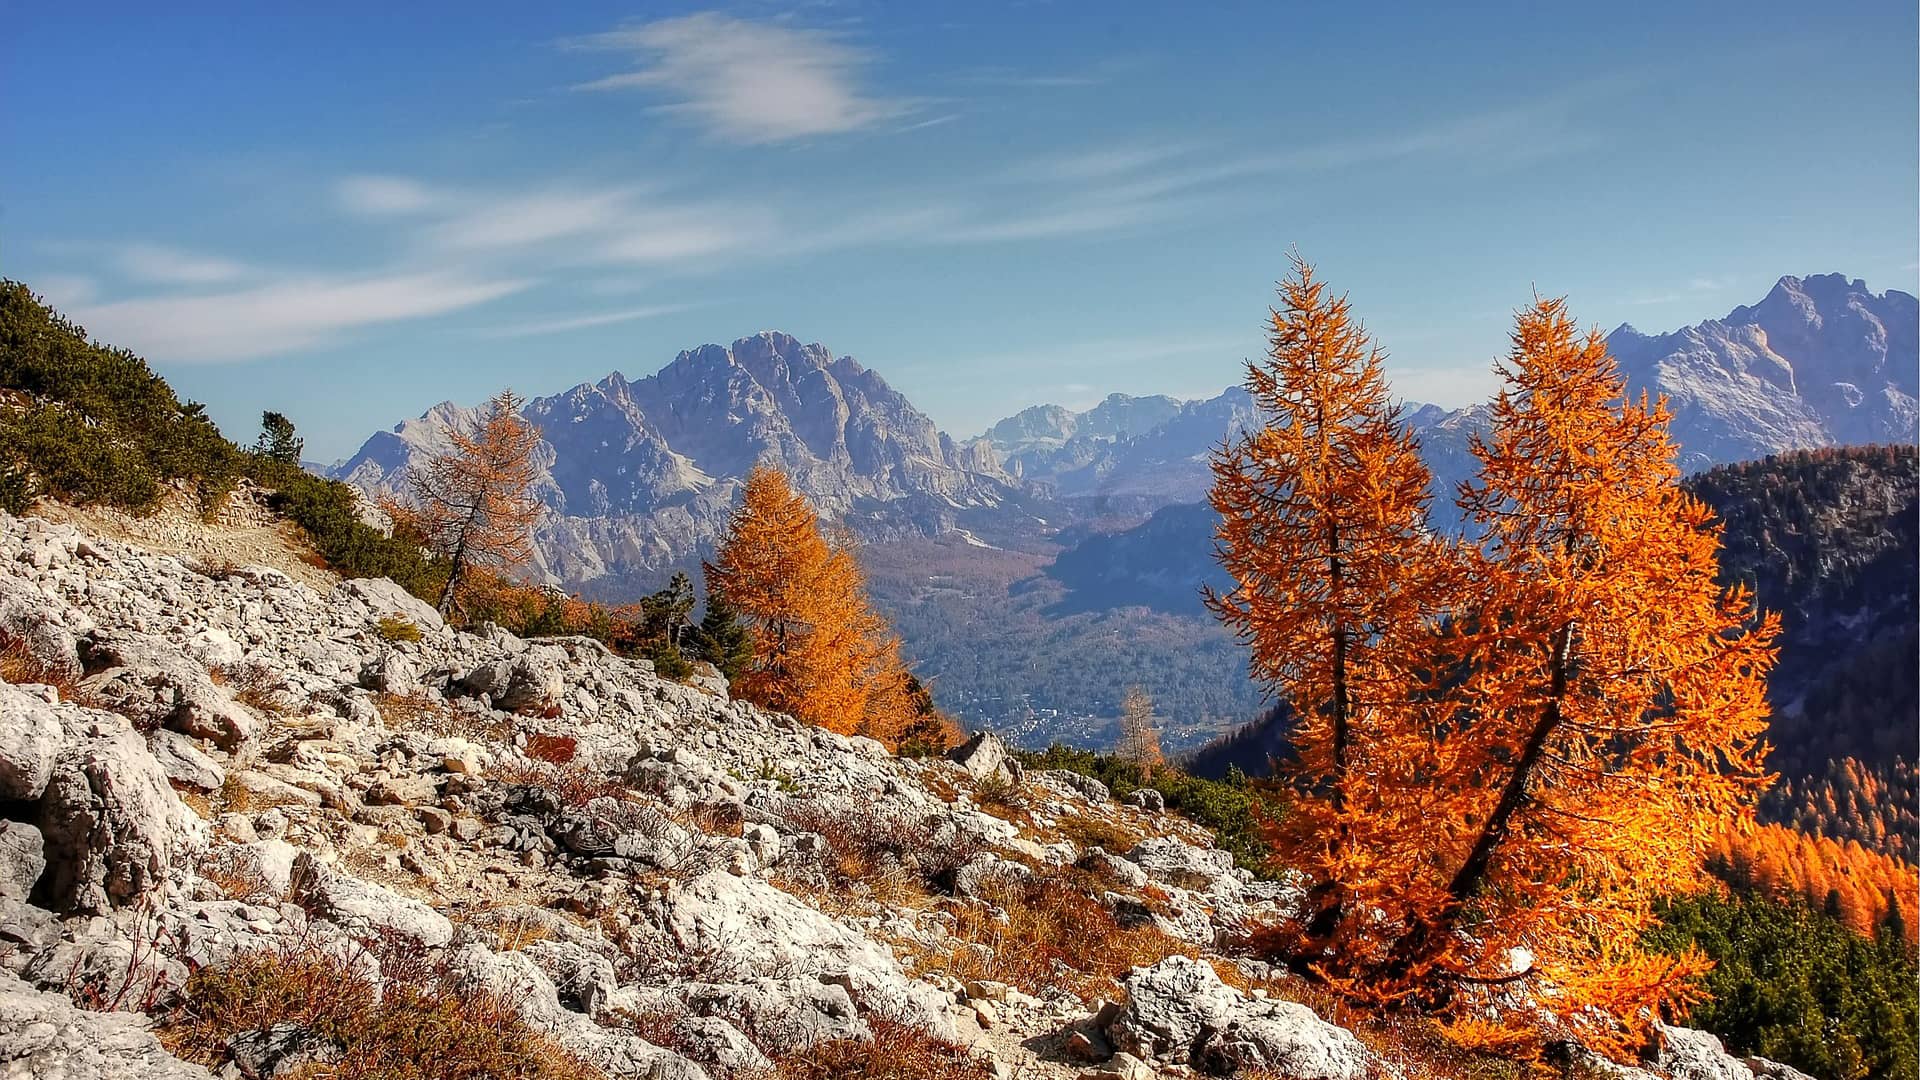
73 271 529 362
475 303 691 339
117 245 251 286
336 175 442 215
426 187 642 250
331 174 772 266
568 13 913 143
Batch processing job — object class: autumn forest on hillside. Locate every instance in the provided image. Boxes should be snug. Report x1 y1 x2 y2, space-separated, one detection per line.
1 265 1916 1080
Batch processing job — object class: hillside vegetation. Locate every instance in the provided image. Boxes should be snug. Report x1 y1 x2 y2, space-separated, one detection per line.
0 280 444 596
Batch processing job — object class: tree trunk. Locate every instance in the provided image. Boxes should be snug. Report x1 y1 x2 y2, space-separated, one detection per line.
436 523 473 617
1300 521 1350 949
1380 620 1572 981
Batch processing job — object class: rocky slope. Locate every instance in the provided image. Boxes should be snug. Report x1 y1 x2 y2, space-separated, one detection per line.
334 332 1020 592
0 512 1784 1079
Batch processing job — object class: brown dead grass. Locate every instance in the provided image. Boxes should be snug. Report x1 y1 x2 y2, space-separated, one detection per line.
161 944 606 1080
775 802 985 915
765 1017 991 1080
913 874 1192 1001
199 847 279 904
0 636 81 697
490 756 631 809
1056 812 1142 855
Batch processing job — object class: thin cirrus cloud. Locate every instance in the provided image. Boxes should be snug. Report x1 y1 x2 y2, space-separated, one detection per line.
475 303 692 340
336 175 770 266
117 244 252 286
335 174 441 215
567 13 915 143
71 271 530 363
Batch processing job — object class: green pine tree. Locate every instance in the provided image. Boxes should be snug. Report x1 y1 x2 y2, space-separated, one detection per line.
688 578 753 683
640 572 696 679
255 411 304 465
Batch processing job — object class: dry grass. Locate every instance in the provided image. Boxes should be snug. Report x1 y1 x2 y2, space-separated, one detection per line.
160 942 608 1080
764 1017 992 1080
1057 812 1142 854
913 875 1192 1001
199 847 279 904
777 802 985 913
371 690 445 725
212 771 310 817
914 766 962 804
669 800 746 837
489 911 557 953
490 756 631 809
176 787 214 821
603 1005 699 1060
207 664 285 715
0 635 81 697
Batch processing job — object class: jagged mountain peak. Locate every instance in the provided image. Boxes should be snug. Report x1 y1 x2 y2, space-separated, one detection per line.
334 332 1013 589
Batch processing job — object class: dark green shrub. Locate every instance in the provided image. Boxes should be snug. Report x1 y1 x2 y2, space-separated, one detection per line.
1016 744 1279 876
0 281 241 512
1645 890 1917 1080
255 462 444 599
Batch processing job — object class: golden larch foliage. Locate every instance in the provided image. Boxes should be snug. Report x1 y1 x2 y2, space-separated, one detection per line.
386 389 545 616
1208 266 1782 1059
1205 254 1450 954
1404 297 1779 1054
1711 821 1918 946
705 465 919 748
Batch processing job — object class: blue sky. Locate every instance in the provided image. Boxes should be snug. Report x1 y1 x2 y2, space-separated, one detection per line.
5 2 1916 461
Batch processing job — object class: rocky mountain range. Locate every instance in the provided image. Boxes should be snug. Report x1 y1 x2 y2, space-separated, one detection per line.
330 274 1917 745
992 274 1916 506
1037 274 1918 614
337 274 1915 598
334 332 1019 593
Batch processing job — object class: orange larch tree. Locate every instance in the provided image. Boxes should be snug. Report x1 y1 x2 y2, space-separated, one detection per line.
390 389 545 616
1385 296 1780 1053
1205 254 1448 953
704 465 920 747
1207 273 1782 1057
